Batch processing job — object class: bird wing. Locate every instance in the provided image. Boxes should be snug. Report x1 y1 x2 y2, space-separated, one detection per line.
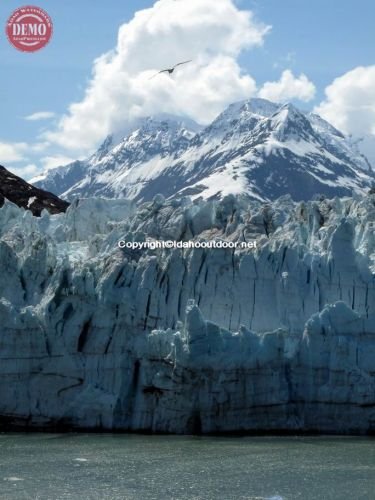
174 60 192 68
149 69 170 80
149 61 191 80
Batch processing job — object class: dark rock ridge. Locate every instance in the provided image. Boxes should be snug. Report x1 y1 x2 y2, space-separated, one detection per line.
0 165 69 216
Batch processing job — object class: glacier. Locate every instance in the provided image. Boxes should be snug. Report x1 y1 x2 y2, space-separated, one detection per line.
0 192 374 433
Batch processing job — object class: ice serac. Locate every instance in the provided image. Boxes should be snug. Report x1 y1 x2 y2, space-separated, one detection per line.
140 301 375 433
33 98 375 203
0 193 374 433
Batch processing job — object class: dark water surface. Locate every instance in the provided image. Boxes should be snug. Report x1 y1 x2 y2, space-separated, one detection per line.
0 434 373 499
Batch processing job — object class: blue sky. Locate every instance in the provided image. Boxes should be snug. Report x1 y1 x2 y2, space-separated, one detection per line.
0 1 145 142
0 0 374 178
246 0 374 91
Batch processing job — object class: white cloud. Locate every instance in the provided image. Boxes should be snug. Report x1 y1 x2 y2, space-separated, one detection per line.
45 0 270 152
7 163 39 180
315 66 375 136
41 155 77 170
24 111 56 121
31 142 50 153
258 70 316 103
0 141 28 163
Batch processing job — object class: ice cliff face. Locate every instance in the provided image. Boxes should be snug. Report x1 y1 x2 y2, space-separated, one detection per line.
0 193 374 433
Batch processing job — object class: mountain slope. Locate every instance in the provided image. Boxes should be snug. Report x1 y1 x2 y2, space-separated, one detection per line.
33 98 375 202
0 165 69 216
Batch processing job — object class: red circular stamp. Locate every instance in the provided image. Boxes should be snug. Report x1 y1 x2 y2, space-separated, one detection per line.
6 6 53 52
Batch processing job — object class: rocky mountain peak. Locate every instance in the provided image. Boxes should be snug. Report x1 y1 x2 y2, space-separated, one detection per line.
32 98 375 203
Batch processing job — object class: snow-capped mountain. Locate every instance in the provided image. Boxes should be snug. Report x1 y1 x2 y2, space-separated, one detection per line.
32 115 200 200
33 98 374 202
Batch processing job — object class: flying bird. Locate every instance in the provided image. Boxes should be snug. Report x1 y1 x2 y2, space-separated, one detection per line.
149 60 192 80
